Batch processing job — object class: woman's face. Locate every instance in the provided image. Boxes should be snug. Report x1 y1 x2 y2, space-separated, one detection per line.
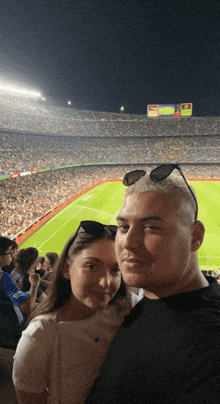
64 239 121 311
27 259 37 275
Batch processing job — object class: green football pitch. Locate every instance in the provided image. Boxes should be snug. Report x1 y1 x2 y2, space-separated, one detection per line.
19 180 220 271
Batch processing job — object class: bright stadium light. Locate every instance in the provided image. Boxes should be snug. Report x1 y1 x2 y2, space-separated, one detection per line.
67 101 72 105
0 83 41 97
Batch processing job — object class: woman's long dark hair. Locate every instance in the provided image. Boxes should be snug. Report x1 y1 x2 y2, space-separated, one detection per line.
28 224 128 324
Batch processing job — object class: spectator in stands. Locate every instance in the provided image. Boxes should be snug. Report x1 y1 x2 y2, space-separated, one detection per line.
85 167 220 403
43 252 59 278
35 256 45 277
13 221 141 403
0 237 40 349
2 240 18 274
14 248 47 305
40 252 59 293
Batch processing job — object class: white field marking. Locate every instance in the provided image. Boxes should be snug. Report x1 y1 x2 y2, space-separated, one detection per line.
37 182 113 250
82 195 92 201
71 205 112 217
205 228 220 230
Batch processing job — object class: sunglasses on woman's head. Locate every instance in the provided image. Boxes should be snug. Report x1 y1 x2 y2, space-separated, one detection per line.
123 164 198 222
65 221 118 257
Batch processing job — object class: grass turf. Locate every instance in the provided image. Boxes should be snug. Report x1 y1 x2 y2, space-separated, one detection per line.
19 180 220 271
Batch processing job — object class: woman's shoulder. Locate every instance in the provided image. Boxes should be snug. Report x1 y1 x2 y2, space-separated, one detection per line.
27 313 57 333
30 312 57 325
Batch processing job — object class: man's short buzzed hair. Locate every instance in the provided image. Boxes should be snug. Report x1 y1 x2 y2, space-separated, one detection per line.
124 170 197 223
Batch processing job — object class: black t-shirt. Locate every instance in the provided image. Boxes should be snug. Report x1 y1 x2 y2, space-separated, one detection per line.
42 272 51 281
35 269 45 278
21 273 43 298
85 279 220 404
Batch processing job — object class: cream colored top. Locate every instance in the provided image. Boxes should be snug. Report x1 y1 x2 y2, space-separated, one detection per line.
13 294 141 403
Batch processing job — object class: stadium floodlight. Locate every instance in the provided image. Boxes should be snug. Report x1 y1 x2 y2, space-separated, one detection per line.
67 101 72 105
0 83 41 97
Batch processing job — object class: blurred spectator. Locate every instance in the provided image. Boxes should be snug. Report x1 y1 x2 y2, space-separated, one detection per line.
14 248 47 305
0 237 40 349
35 256 45 277
40 252 59 293
2 240 18 274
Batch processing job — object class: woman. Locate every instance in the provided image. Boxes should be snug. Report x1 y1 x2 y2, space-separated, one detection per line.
13 221 141 404
35 256 45 277
14 247 47 305
40 252 59 293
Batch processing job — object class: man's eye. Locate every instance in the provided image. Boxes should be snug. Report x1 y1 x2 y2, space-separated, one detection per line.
85 264 95 270
112 267 121 273
145 225 160 231
118 224 129 231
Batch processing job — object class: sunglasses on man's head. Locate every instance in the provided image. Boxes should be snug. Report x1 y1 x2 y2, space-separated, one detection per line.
123 164 198 222
65 221 118 257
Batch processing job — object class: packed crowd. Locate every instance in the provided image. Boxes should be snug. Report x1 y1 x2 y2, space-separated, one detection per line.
0 94 220 140
1 131 220 175
0 164 219 240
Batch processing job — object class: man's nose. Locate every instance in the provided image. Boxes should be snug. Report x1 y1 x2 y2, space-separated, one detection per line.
122 226 143 249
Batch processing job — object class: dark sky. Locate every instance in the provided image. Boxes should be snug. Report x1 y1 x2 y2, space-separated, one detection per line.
1 0 220 116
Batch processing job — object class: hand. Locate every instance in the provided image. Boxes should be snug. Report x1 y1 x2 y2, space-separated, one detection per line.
29 273 40 286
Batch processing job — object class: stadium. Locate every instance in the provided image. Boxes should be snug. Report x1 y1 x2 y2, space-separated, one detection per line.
0 92 220 271
1 87 220 404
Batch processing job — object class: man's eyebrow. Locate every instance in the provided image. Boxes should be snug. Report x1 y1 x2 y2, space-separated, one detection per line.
116 215 163 222
116 215 125 222
82 257 101 262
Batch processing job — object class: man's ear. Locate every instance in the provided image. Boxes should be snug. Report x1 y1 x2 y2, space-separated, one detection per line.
63 260 70 280
191 220 205 252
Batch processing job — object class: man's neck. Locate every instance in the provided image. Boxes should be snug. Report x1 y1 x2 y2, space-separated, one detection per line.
143 270 209 300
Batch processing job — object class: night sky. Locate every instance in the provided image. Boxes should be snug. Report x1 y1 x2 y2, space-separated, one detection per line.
1 0 220 116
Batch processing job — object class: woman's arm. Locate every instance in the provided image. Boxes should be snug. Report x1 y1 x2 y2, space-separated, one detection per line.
37 292 47 303
13 319 51 400
19 274 40 314
15 388 48 404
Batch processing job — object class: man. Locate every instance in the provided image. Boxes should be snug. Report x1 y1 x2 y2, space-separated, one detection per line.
0 237 40 349
2 240 18 274
85 166 220 403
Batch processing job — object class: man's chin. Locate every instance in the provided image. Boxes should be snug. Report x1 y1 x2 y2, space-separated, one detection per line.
121 271 146 288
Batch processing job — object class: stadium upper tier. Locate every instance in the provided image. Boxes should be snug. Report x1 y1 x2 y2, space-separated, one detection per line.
0 94 220 137
0 131 219 175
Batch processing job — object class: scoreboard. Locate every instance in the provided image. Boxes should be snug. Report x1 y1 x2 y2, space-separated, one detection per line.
147 103 193 117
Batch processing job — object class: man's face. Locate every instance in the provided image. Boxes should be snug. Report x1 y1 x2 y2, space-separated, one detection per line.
115 192 194 293
0 246 13 268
